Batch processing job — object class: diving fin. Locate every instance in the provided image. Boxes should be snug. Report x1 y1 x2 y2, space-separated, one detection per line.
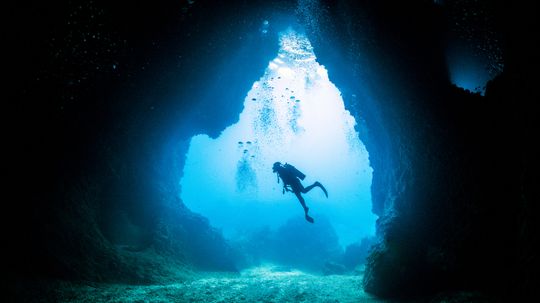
316 181 328 198
305 214 314 223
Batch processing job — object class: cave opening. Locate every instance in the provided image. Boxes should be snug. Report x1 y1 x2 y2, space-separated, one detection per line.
179 28 377 268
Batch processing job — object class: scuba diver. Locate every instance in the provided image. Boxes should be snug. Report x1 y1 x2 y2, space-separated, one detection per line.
272 162 328 223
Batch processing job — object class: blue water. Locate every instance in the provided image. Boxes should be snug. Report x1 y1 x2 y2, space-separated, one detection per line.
446 38 497 95
180 30 377 269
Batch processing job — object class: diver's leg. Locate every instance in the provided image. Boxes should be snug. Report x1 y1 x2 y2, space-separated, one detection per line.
294 191 308 214
302 183 316 193
302 182 328 198
294 191 314 223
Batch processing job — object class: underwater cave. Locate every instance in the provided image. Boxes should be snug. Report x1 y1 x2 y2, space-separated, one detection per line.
180 29 376 248
10 0 537 302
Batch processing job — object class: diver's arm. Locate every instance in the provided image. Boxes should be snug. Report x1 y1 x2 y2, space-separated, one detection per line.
283 184 291 194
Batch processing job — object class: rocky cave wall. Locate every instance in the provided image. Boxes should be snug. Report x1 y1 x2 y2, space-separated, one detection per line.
301 0 538 300
10 0 296 285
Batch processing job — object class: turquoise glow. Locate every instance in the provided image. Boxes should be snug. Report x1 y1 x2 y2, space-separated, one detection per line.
180 29 376 246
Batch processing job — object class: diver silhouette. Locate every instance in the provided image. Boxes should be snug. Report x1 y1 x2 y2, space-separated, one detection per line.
272 162 328 223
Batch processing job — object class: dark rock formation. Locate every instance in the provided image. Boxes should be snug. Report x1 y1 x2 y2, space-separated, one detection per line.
9 0 290 287
301 0 538 300
342 236 376 270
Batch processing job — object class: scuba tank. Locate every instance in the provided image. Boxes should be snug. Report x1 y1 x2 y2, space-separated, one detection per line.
284 163 306 180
